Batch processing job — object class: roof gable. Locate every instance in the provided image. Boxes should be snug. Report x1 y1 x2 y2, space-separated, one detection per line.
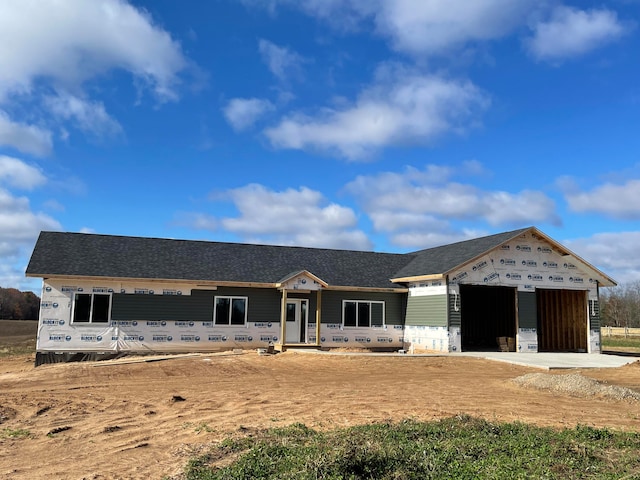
391 227 531 281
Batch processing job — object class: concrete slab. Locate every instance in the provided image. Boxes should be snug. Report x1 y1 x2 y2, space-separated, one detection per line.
454 352 639 370
286 348 639 369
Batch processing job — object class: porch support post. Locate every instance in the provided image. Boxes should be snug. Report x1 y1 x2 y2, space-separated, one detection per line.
315 289 322 346
280 288 288 345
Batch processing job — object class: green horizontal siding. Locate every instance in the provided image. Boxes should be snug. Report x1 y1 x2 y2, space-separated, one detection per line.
111 287 282 323
405 294 447 327
517 291 537 329
320 290 405 325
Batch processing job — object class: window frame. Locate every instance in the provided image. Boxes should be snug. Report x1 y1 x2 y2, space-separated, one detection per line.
71 292 112 324
342 300 385 328
213 296 248 326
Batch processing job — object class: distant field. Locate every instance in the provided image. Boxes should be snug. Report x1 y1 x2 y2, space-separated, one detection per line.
602 335 640 354
0 320 37 357
0 320 38 337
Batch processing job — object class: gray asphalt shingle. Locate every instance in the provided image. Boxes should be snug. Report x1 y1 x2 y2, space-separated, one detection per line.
25 228 534 288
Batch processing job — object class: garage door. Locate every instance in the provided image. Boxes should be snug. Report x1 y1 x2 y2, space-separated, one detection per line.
537 289 587 352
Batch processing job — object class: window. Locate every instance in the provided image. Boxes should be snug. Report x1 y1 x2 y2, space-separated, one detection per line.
72 293 111 324
214 296 247 325
342 300 384 328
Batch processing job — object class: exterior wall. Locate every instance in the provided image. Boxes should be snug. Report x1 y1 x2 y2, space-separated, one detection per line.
313 290 405 349
36 279 406 353
589 297 601 353
448 230 599 353
404 282 449 352
517 291 538 352
37 281 283 352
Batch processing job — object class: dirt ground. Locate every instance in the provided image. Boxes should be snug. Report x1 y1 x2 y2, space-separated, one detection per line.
1 329 639 479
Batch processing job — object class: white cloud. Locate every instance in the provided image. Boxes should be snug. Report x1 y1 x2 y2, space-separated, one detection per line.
223 98 275 131
564 179 640 219
0 156 47 190
44 92 122 137
258 39 307 81
264 65 489 160
246 0 537 56
0 0 191 158
0 110 53 156
565 231 640 284
346 163 559 248
0 0 188 102
373 0 537 56
212 184 372 250
527 6 628 61
173 212 218 231
0 188 61 257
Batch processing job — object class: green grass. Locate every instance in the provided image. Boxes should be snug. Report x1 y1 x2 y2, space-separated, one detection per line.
601 335 640 352
0 340 35 358
183 416 640 480
0 428 32 439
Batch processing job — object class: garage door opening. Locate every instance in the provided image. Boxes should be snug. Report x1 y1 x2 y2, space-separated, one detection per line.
537 289 587 352
460 285 516 351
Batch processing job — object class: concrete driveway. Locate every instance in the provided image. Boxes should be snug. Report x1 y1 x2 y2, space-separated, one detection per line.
455 351 639 369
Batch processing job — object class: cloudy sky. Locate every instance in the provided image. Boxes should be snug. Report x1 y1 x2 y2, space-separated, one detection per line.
1 0 639 292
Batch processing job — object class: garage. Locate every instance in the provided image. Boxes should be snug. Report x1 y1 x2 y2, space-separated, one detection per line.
460 284 516 351
537 289 588 352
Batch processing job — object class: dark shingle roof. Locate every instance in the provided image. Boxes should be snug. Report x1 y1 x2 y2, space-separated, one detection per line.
392 227 531 279
27 227 616 288
26 232 415 289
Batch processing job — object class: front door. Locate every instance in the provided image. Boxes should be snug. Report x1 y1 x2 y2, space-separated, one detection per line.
285 299 308 343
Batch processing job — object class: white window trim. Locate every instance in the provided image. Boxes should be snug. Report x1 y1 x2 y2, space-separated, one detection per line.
342 300 385 328
71 292 112 325
213 295 249 326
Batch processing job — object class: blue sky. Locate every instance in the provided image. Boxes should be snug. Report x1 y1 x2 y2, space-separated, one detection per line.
1 0 639 293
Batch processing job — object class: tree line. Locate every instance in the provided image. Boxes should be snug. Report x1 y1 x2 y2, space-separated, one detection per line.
0 287 40 320
600 281 640 328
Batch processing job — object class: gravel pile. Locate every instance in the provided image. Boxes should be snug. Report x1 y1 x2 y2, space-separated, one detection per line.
512 373 640 402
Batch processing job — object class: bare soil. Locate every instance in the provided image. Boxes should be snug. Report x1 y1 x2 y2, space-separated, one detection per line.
0 329 639 479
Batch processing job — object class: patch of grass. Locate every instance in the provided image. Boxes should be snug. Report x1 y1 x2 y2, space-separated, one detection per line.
0 343 35 358
0 427 32 439
183 416 640 479
602 335 640 352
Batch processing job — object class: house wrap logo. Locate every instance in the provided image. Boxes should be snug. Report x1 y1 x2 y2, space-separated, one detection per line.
81 334 103 342
43 319 64 326
451 271 468 283
516 245 531 252
543 261 558 268
152 335 173 342
176 321 195 327
537 247 552 254
180 335 200 342
500 259 516 266
522 260 537 268
208 335 228 342
483 272 499 283
472 260 488 271
146 321 167 327
111 321 138 327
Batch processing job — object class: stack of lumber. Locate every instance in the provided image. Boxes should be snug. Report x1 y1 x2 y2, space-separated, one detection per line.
497 336 515 352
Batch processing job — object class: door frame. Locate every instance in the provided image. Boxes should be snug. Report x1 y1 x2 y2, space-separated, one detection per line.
285 298 309 343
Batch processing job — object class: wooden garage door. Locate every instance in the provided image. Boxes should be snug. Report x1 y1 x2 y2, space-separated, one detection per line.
537 289 587 352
